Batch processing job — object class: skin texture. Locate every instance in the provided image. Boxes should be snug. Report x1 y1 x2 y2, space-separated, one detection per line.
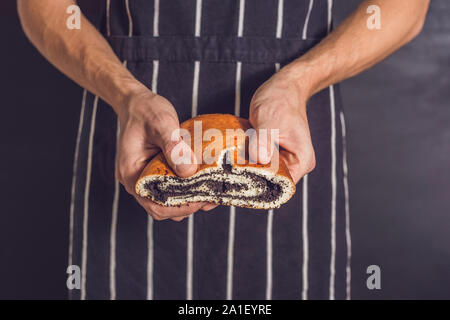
18 0 429 221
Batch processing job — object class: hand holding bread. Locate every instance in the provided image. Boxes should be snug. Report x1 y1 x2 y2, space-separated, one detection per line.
249 66 316 185
115 88 209 221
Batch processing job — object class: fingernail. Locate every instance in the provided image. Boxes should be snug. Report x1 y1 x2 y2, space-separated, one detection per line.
176 163 196 175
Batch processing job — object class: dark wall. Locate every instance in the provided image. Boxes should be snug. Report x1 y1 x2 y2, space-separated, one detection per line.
335 0 450 299
0 1 449 299
0 1 80 299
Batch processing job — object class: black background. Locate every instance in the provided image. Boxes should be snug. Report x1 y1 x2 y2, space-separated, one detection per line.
0 0 449 299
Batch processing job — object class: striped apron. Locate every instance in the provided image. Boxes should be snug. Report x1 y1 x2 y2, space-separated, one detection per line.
70 0 351 300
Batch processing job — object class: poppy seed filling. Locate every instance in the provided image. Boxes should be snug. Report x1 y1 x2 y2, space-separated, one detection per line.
143 154 283 205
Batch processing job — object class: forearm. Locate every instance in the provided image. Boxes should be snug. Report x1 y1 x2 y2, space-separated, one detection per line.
17 0 145 117
284 0 430 99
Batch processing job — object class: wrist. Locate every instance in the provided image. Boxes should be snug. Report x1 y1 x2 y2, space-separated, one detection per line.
280 58 328 102
110 79 153 120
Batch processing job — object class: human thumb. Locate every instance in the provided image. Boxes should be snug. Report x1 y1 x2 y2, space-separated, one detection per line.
158 128 198 178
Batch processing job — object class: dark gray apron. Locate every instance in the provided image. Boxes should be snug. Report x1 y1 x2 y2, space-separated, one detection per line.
70 0 351 300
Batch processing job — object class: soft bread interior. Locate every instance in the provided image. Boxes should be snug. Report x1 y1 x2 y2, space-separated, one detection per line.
135 149 295 209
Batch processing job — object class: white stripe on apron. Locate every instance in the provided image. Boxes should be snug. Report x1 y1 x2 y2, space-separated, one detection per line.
106 0 111 39
195 0 202 37
265 206 274 300
329 84 337 300
187 60 200 300
146 0 161 301
80 95 99 300
227 1 245 298
226 206 237 300
266 2 284 298
302 174 309 300
124 0 133 37
68 88 87 291
327 0 337 301
187 0 203 300
107 3 115 299
153 0 160 37
275 0 284 39
340 111 352 300
237 0 245 38
109 119 120 301
327 0 333 34
146 60 159 301
226 60 242 300
109 0 133 300
302 0 314 40
300 0 314 301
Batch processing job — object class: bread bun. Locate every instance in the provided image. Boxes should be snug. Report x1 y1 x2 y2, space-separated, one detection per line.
135 114 296 209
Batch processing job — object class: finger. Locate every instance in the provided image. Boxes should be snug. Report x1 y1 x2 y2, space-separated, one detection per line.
171 209 198 221
248 107 280 165
165 140 199 177
272 116 314 184
154 122 198 178
279 149 302 183
141 199 206 219
117 126 158 194
171 216 187 222
201 203 218 211
280 140 315 184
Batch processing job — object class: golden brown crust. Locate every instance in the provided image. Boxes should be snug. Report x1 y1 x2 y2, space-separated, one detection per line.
136 114 296 208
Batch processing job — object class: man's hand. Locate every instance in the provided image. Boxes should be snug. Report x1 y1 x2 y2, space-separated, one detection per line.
116 88 208 221
249 68 315 184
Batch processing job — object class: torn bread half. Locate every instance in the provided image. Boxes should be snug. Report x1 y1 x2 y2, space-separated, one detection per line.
135 114 296 209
